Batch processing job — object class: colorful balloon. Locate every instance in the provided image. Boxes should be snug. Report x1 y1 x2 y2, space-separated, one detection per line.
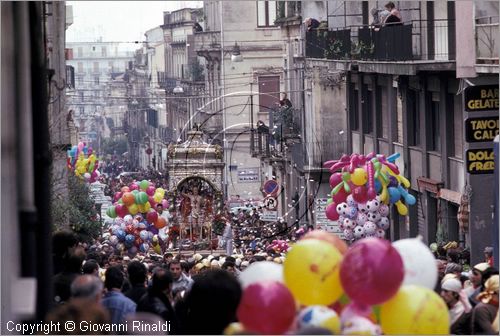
155 217 167 229
106 206 116 218
392 238 437 289
146 210 158 224
325 203 339 221
297 305 341 334
140 180 150 191
122 192 135 206
380 285 449 334
237 281 296 335
351 168 368 186
284 239 343 305
239 261 283 288
340 238 404 306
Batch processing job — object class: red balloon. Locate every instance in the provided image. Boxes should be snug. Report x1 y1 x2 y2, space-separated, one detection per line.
129 183 139 191
325 202 339 221
352 186 368 203
154 217 167 229
125 224 135 234
121 186 130 193
146 210 158 224
237 281 296 334
332 187 348 204
340 238 404 305
134 236 143 247
146 186 156 196
329 172 343 188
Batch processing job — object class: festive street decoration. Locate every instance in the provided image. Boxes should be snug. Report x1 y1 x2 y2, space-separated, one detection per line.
324 153 415 242
67 142 101 183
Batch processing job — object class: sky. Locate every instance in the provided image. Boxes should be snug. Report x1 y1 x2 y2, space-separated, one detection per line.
66 1 202 47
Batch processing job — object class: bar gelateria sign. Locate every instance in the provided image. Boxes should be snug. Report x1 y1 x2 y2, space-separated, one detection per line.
464 85 499 112
466 148 495 174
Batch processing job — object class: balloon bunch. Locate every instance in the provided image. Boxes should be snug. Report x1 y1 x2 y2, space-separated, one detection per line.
323 153 416 242
231 231 450 335
105 180 169 253
268 239 289 253
67 142 100 182
107 215 162 257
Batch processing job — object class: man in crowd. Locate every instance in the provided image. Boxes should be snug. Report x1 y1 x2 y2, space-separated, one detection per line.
137 268 179 333
70 274 104 304
101 266 136 324
124 261 148 304
170 259 193 298
440 278 471 334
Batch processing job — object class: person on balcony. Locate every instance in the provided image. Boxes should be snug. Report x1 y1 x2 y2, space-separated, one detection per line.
193 22 203 33
383 2 402 26
303 17 320 31
279 92 292 109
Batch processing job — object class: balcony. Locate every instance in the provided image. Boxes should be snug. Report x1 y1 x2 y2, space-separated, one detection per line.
476 16 499 65
306 20 456 62
194 31 221 60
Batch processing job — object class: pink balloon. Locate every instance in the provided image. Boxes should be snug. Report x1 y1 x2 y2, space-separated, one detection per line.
146 210 158 224
340 238 404 305
161 199 169 208
325 202 339 221
237 281 296 334
115 204 128 218
129 183 139 191
329 172 343 188
352 186 368 203
146 186 156 196
114 192 123 202
332 187 348 204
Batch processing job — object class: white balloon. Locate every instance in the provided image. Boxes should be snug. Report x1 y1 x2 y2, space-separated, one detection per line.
392 237 438 289
238 261 283 288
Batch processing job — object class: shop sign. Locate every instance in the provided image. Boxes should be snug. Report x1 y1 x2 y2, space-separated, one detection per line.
464 85 499 112
237 168 260 183
466 148 495 174
260 210 278 222
465 117 499 143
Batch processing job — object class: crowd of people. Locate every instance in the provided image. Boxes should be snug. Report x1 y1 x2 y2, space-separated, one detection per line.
433 244 499 334
48 229 290 335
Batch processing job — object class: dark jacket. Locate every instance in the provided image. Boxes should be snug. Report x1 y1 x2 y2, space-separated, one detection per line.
124 284 147 305
451 311 471 335
471 302 498 335
53 271 79 304
137 289 179 334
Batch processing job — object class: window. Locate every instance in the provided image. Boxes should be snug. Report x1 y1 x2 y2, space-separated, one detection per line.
77 62 83 73
350 89 359 131
76 75 83 87
79 91 84 102
93 62 99 73
452 94 462 158
362 85 373 134
257 1 277 27
407 89 420 146
77 47 83 57
108 61 114 71
376 86 388 139
94 76 100 85
427 94 440 151
79 106 85 115
101 46 107 57
258 76 280 112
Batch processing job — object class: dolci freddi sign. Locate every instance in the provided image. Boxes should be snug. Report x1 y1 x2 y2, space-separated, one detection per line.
464 85 499 112
466 148 495 174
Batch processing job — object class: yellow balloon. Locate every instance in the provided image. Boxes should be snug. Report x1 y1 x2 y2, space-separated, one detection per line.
153 244 161 254
351 168 368 186
137 204 146 213
144 202 151 212
128 204 139 215
153 193 163 203
224 323 245 335
380 285 449 335
395 201 408 215
284 239 343 306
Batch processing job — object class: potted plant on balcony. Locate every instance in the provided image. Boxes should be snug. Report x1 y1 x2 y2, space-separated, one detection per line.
350 40 374 60
325 39 344 59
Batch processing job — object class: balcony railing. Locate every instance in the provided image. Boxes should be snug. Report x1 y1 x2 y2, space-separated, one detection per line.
194 31 221 54
307 139 347 170
306 19 455 62
476 16 499 64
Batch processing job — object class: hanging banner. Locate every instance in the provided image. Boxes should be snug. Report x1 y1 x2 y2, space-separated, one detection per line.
466 148 495 174
465 117 499 143
464 85 499 112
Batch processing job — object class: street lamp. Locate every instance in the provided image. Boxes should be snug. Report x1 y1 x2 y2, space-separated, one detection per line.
230 43 243 62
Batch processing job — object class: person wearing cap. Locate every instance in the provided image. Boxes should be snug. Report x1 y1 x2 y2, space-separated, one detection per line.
466 262 491 307
440 278 471 334
240 260 249 271
471 275 499 334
